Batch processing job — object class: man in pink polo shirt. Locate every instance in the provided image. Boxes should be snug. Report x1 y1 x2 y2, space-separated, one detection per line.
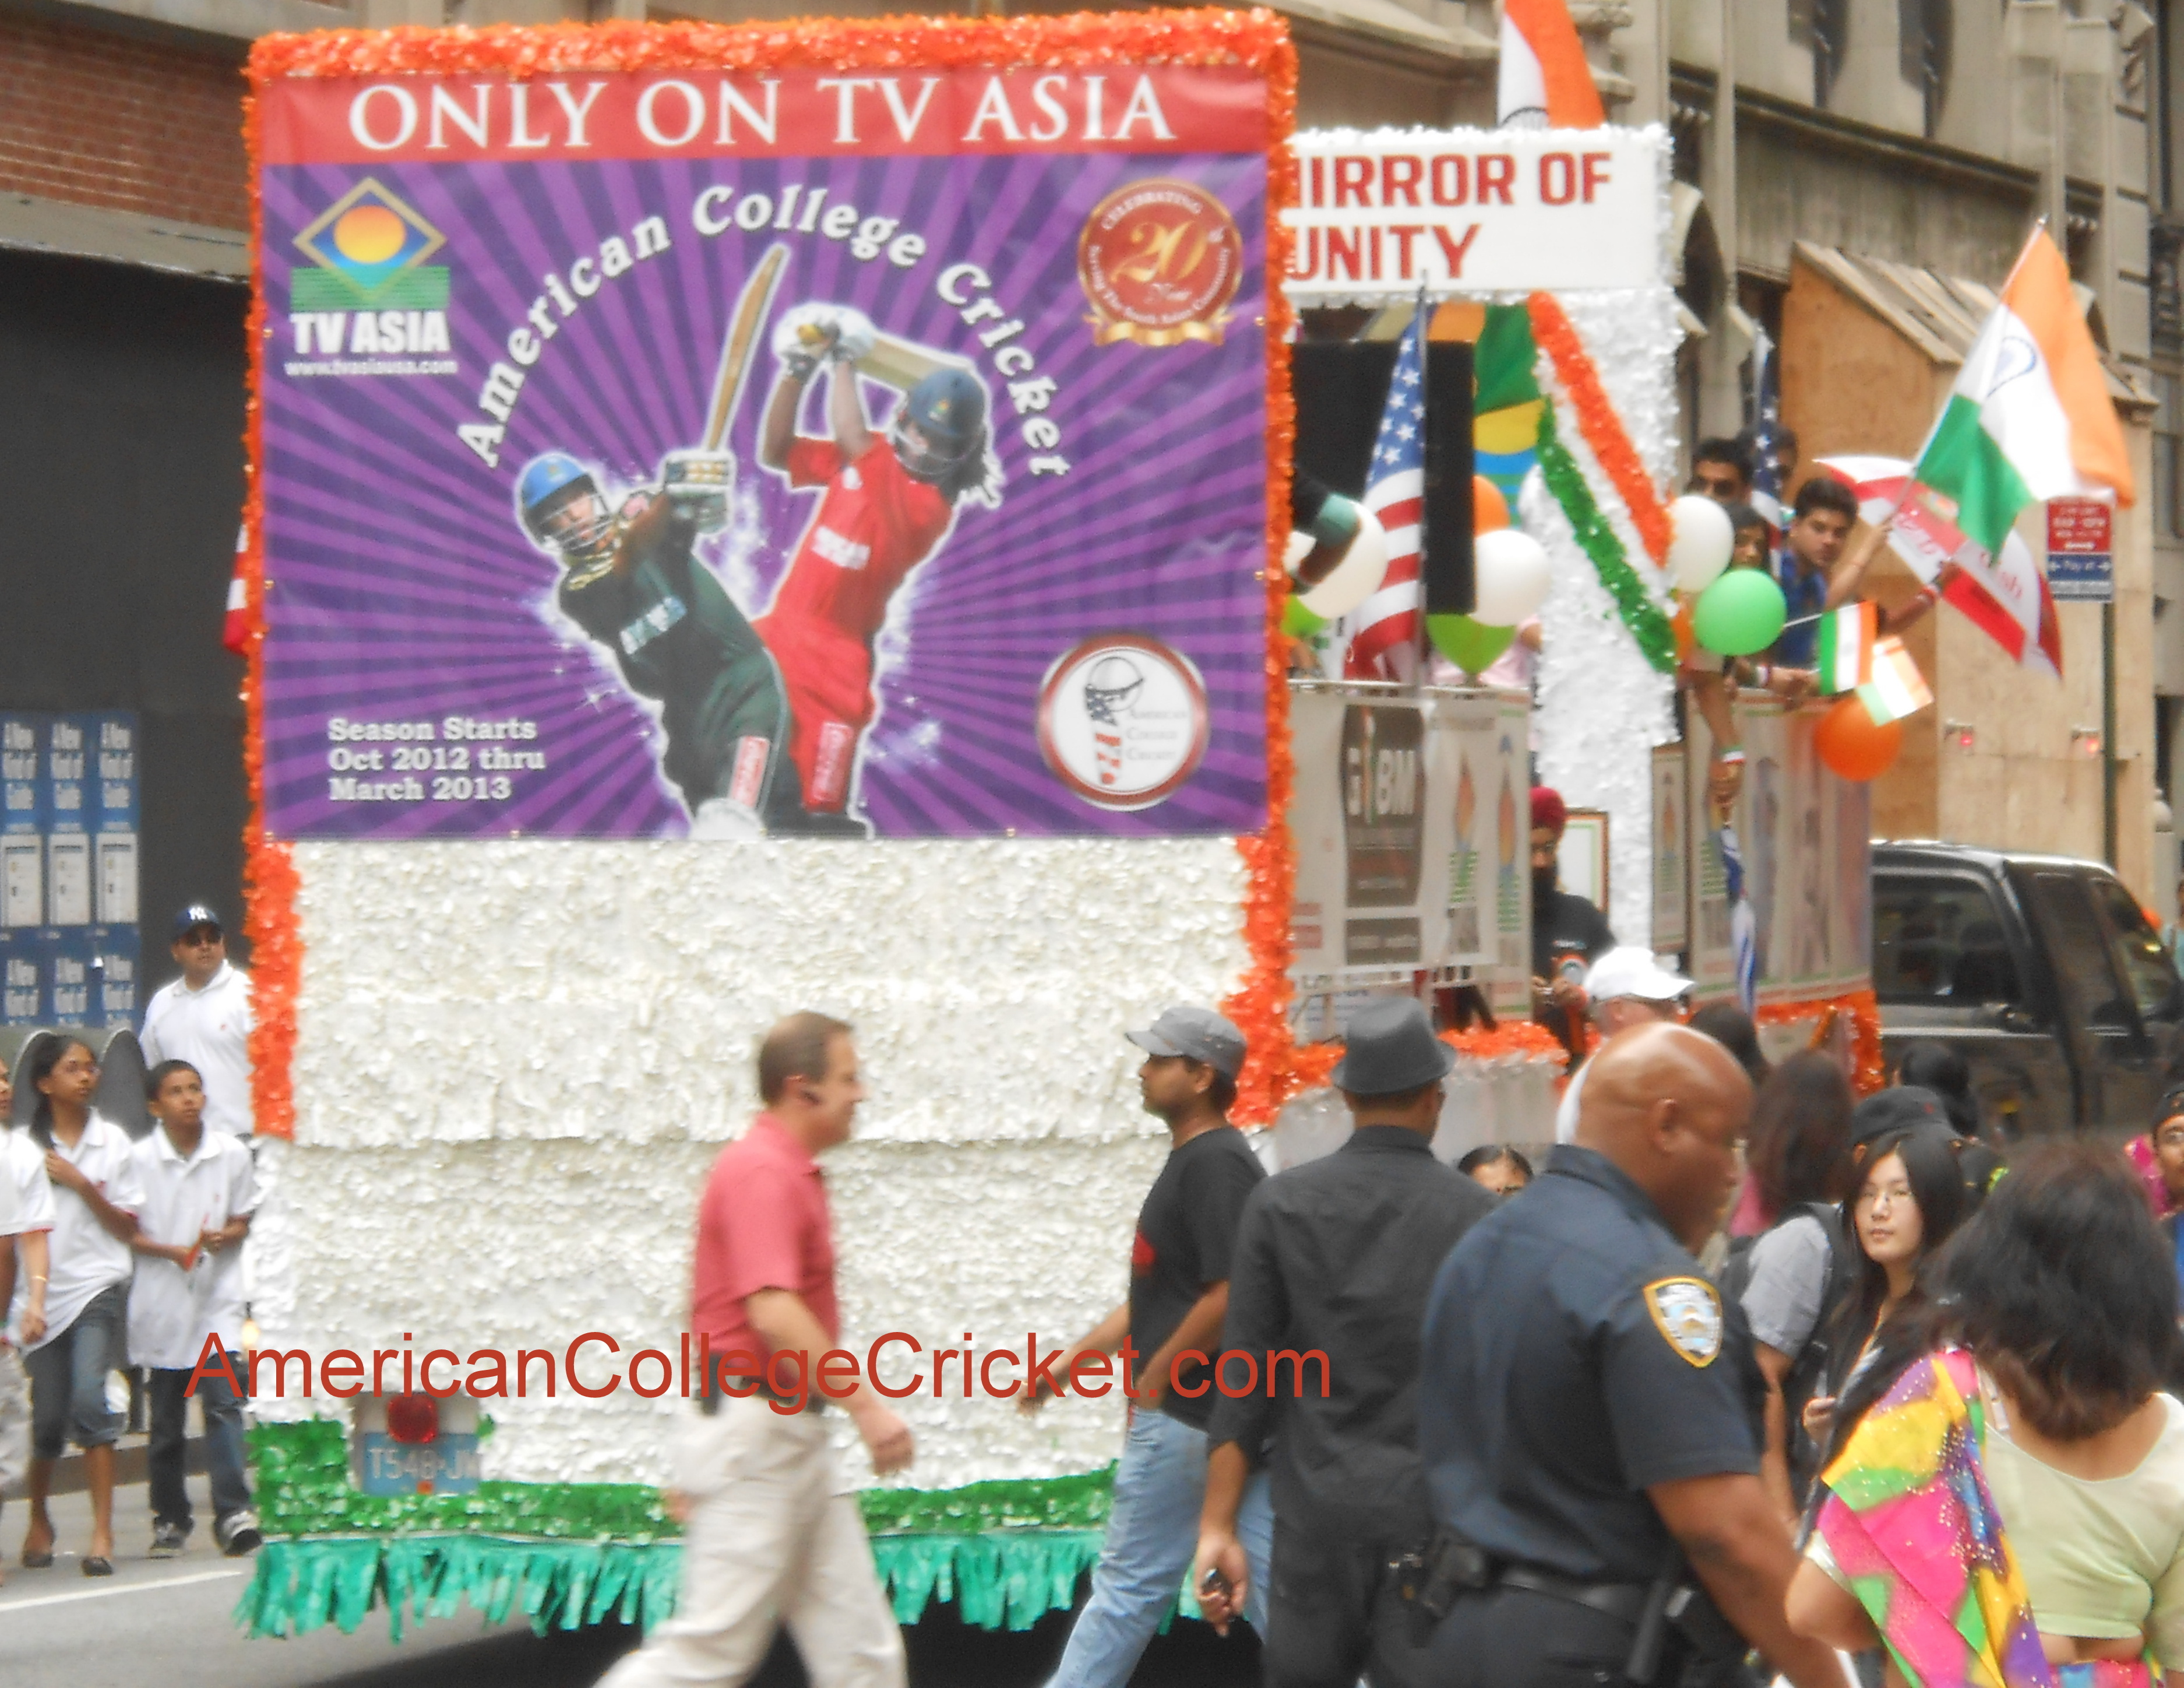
601 1011 912 1688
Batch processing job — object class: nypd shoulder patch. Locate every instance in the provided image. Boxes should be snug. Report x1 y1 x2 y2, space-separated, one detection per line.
1643 1277 1724 1368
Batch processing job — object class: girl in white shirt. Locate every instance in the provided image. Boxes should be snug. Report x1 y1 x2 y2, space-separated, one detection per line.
13 1036 142 1577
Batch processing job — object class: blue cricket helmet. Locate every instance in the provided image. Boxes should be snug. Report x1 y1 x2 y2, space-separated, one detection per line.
519 453 595 524
516 452 615 565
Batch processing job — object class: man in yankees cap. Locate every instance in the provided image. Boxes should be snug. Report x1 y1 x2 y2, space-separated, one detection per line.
138 906 254 1140
1020 1006 1274 1687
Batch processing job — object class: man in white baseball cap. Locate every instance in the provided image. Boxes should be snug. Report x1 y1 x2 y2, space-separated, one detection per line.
1554 947 1693 1144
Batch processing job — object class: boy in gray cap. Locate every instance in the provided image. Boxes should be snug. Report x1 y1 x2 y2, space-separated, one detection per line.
1023 1005 1274 1684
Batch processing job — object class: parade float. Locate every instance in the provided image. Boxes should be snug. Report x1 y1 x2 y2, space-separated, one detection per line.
231 12 1872 1643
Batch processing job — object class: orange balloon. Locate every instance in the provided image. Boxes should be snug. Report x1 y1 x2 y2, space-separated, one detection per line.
1474 475 1510 534
1671 598 1695 664
1814 696 1904 782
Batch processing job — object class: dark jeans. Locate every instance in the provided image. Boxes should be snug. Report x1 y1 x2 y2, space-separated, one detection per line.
24 1282 128 1460
149 1356 251 1532
1266 1517 1435 1688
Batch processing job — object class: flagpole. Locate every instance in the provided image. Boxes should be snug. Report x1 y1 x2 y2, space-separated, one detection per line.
1413 285 1431 686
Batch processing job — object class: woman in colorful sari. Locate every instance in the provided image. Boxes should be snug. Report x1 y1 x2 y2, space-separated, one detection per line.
1785 1142 2184 1688
1795 1122 1971 1461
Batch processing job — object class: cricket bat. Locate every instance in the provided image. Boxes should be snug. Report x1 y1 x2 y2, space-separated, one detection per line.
702 242 789 452
854 332 974 393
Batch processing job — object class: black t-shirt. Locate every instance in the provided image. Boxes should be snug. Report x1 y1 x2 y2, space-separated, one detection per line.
1130 1123 1265 1429
1418 1145 1765 1582
1532 887 1616 982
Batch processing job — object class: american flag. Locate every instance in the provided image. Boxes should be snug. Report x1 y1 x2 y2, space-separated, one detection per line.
1343 320 1425 682
1746 324 1785 532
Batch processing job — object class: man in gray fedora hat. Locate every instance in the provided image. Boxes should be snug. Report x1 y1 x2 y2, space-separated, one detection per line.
1023 1005 1274 1687
1195 995 1494 1688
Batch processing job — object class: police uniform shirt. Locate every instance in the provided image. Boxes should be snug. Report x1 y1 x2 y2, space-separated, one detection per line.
1418 1144 1763 1584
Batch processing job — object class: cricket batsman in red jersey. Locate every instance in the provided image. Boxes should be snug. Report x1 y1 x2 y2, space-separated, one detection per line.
756 304 1002 834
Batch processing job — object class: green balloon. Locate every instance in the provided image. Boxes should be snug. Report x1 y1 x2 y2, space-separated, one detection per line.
1427 614 1517 675
1282 596 1330 637
1692 569 1788 657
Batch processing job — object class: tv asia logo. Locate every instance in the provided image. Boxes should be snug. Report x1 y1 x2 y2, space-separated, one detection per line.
285 179 456 375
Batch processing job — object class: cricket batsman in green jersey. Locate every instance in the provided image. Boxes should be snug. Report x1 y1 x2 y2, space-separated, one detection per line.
517 447 810 837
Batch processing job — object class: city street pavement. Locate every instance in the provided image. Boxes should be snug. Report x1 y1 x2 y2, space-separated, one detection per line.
1 1480 1259 1687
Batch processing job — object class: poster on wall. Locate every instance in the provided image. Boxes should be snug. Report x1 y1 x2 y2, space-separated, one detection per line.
1436 692 1500 969
1650 741 1687 954
1683 699 1869 1003
255 57 1273 840
1291 688 1438 975
1288 686 1526 993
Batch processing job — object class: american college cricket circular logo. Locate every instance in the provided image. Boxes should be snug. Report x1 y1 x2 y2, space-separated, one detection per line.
1077 179 1244 347
1037 633 1211 811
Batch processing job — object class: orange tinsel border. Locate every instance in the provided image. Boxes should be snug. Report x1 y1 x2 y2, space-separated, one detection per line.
247 10 1297 82
1287 1021 1569 1097
1526 291 1670 567
1757 988 1886 1095
239 72 300 1141
1220 27 1298 1128
239 13 1299 1140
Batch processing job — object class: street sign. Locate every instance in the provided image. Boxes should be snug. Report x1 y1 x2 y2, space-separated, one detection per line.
2047 498 2113 602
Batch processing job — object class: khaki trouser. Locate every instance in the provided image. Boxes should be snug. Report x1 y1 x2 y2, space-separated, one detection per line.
0 1344 27 1505
600 1393 905 1688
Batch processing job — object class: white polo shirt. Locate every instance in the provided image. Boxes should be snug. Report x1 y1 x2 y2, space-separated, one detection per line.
2 1129 57 1349
1 1127 56 1238
128 1125 260 1371
140 962 255 1138
18 1114 142 1352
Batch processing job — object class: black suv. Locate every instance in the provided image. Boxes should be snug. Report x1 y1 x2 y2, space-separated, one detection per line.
1872 841 2184 1138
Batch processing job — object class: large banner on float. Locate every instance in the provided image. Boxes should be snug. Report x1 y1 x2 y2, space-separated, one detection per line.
255 62 1271 840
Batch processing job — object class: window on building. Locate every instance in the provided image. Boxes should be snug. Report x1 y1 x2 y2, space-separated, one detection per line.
1899 0 1952 138
1812 0 1850 106
2157 371 2183 541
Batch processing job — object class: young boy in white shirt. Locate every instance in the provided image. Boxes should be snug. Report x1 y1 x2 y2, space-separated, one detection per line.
129 1060 261 1557
1 1066 55 1590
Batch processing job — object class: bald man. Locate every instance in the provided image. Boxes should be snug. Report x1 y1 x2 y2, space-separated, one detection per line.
1413 1024 1849 1688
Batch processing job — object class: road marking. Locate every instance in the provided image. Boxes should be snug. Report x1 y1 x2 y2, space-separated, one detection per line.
0 1566 244 1613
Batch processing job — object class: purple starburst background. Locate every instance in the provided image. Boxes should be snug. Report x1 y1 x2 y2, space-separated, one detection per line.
259 151 1269 838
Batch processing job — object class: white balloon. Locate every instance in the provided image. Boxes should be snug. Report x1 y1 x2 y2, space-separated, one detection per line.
1471 527 1552 625
1298 503 1390 618
1667 494 1735 593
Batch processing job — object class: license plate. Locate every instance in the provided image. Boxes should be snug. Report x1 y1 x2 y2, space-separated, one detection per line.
357 1432 481 1496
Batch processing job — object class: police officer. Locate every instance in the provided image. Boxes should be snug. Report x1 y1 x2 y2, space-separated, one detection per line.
1415 1023 1848 1688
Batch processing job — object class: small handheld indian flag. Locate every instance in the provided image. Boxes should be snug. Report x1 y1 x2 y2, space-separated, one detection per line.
223 523 250 657
1912 228 2133 558
1857 637 1933 725
1816 602 1877 695
1497 0 1605 128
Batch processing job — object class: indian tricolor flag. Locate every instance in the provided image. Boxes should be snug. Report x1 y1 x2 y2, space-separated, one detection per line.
1497 0 1605 128
223 523 251 657
1816 603 1877 695
1913 230 2134 558
1858 637 1933 726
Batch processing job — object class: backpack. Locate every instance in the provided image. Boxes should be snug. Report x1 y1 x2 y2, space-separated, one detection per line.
1718 1202 1854 1490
